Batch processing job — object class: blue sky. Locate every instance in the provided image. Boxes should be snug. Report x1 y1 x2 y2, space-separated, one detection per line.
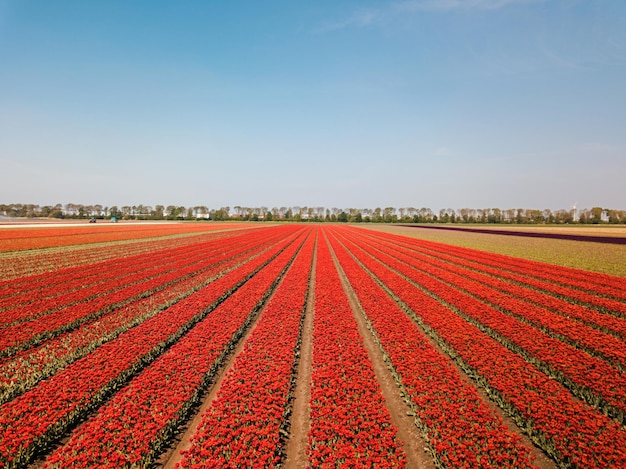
1 0 625 212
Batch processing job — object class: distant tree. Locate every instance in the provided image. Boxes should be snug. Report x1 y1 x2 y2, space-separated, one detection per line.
608 209 625 224
590 207 604 224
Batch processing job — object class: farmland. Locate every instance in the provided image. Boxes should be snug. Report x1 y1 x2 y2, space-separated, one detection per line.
1 223 625 468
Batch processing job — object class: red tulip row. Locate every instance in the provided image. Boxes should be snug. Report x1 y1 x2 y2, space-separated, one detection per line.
0 226 266 320
0 227 247 314
41 229 308 468
0 223 243 252
175 231 315 468
307 234 407 467
0 226 304 469
345 233 626 422
326 232 537 468
0 228 287 357
1 236 236 326
433 237 626 298
361 227 626 305
408 251 626 366
0 228 291 405
336 228 626 467
0 226 240 283
346 229 626 367
408 247 626 340
352 229 626 339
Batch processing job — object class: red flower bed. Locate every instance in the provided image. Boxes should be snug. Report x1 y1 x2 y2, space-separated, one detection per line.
307 233 406 467
350 228 626 339
359 227 626 302
0 226 304 468
335 227 626 467
42 230 308 468
0 228 288 356
327 232 537 468
175 231 315 468
342 231 626 422
0 227 262 305
0 227 243 281
0 223 244 252
0 228 292 405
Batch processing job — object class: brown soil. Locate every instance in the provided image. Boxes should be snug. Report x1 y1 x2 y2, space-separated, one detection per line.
159 272 288 468
328 233 557 469
283 243 316 468
328 238 436 469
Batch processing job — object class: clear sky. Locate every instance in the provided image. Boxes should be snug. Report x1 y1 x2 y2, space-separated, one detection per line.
1 0 625 212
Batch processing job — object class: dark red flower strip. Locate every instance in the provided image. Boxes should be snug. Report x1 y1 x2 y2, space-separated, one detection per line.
0 226 304 469
326 231 537 468
337 228 626 467
307 232 407 468
0 228 291 405
175 231 315 468
42 229 310 468
342 231 626 421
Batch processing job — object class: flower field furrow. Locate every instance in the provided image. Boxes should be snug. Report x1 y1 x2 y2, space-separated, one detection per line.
0 223 245 252
0 228 241 282
0 226 304 469
42 230 308 469
352 230 626 339
175 232 315 468
0 229 290 406
424 244 626 317
0 239 218 313
336 229 626 468
363 228 626 302
307 233 407 468
342 231 626 422
3 223 626 467
0 230 285 356
326 232 538 469
352 231 626 367
0 234 217 306
0 227 263 317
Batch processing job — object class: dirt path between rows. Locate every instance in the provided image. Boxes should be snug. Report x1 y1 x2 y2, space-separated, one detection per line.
328 237 435 469
283 241 316 468
329 234 557 469
159 261 296 468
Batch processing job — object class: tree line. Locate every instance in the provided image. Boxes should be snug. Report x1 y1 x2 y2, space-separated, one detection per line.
2 203 625 224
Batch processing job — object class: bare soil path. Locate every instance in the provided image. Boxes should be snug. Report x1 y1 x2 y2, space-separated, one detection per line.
283 241 316 469
159 259 293 468
328 237 435 469
330 232 557 469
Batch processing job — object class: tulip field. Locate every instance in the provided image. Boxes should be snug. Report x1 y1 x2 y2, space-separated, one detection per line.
1 223 626 468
